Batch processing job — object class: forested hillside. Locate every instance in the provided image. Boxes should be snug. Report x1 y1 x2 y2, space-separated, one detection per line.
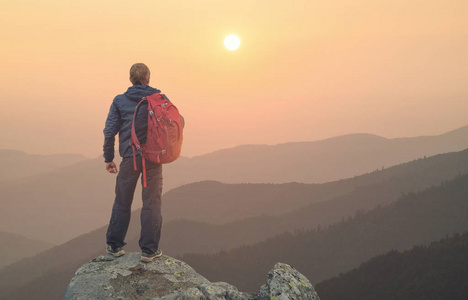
316 232 468 300
1 150 468 299
163 148 468 225
153 149 468 256
181 174 468 291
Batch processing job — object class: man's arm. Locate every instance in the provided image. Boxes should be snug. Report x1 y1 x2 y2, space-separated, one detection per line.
103 101 121 173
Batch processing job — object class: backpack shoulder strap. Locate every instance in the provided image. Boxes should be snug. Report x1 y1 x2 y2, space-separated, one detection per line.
130 97 149 171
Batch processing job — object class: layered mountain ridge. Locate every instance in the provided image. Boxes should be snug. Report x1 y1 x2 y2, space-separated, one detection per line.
1 148 468 299
1 126 468 245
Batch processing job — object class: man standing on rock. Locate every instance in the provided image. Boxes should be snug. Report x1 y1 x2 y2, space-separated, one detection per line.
103 63 175 262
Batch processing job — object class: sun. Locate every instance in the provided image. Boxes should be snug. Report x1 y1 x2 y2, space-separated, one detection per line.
224 35 241 51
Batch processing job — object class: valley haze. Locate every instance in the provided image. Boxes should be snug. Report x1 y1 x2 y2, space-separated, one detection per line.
1 126 468 299
1 125 468 245
1 154 467 299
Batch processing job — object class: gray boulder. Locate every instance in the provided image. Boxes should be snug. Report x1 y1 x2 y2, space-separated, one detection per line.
258 263 320 300
63 253 320 300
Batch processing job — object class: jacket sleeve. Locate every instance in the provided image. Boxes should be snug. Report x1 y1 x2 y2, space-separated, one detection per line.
103 101 121 162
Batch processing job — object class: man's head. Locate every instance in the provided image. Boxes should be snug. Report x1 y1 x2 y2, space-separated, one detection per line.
129 63 150 85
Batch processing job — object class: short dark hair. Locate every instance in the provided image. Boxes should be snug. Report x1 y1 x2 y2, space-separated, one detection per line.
129 63 150 85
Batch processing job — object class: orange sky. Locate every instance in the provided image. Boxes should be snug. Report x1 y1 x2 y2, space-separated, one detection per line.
1 0 467 157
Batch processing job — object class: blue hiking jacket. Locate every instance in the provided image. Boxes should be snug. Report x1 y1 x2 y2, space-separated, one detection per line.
103 85 161 162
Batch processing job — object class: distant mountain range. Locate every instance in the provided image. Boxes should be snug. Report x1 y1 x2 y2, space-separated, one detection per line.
140 148 468 256
0 156 118 244
164 125 468 185
0 150 467 299
181 174 468 291
0 231 53 269
1 126 468 245
0 150 86 186
315 232 468 300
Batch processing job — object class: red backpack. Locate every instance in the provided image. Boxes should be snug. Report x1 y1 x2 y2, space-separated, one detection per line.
130 93 183 187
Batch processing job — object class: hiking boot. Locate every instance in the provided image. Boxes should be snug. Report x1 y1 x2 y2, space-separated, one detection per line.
140 249 163 262
106 245 125 257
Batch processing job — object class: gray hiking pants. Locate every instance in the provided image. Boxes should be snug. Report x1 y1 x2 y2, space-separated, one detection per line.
106 156 163 254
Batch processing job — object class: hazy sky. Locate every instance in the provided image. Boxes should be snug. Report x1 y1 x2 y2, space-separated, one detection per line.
1 0 467 158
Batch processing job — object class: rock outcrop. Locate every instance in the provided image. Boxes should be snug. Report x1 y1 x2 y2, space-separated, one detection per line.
63 253 320 300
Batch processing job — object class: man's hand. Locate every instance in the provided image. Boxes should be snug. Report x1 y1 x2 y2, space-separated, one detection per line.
106 162 118 174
